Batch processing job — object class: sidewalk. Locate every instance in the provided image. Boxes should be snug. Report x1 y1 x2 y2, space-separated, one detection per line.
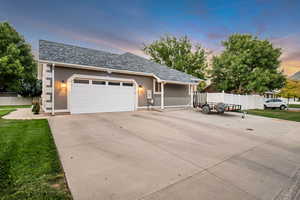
2 108 49 120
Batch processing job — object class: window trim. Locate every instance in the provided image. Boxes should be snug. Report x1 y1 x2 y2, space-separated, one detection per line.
108 81 121 86
188 85 197 95
153 80 161 94
92 80 106 85
73 79 90 84
123 82 134 87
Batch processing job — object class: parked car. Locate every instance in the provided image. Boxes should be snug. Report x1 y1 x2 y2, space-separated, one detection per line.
264 99 287 110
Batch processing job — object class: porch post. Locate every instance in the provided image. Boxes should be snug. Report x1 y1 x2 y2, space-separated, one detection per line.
161 82 164 109
190 84 193 107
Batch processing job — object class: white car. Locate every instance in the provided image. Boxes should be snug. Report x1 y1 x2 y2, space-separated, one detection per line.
264 99 287 110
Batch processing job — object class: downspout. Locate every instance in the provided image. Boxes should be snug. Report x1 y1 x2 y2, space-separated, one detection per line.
52 63 55 115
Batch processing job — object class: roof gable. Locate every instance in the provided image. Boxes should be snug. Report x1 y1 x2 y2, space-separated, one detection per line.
290 71 300 81
39 40 199 83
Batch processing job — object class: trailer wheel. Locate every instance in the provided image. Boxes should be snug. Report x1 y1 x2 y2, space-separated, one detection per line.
216 103 225 114
202 105 210 114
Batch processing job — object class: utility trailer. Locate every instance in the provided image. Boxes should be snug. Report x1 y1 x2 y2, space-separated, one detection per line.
193 92 242 114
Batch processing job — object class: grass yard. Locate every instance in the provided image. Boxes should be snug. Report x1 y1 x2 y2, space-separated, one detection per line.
247 109 300 122
0 109 71 200
0 105 31 110
289 104 300 108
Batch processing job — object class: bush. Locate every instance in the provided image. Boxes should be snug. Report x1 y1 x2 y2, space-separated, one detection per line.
19 79 42 97
32 102 40 114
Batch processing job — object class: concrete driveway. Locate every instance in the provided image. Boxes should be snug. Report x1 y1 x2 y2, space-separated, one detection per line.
48 109 300 200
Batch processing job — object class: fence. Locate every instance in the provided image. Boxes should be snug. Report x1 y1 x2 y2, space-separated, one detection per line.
0 96 32 106
206 92 264 110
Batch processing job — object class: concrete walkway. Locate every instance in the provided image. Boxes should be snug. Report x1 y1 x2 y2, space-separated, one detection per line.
49 110 300 200
3 108 49 119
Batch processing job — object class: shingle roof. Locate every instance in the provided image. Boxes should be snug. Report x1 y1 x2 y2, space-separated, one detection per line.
39 40 200 83
290 71 300 81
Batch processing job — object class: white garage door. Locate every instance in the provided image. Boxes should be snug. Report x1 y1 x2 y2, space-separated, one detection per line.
70 79 136 114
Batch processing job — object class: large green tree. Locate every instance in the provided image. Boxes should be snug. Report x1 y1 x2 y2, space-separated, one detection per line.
210 34 286 94
143 35 207 79
0 22 37 94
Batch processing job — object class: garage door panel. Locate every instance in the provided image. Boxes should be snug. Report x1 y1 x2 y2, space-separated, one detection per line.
70 81 135 114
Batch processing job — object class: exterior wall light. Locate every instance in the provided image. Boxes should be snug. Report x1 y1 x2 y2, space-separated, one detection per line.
138 84 144 94
61 80 67 88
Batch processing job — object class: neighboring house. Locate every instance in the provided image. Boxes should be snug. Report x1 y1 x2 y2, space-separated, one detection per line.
202 84 218 93
38 40 200 114
290 71 300 81
263 91 280 99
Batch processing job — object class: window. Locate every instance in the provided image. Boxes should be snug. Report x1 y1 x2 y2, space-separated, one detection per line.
123 82 133 87
189 85 196 95
108 82 120 86
92 80 106 85
74 79 89 84
154 80 161 93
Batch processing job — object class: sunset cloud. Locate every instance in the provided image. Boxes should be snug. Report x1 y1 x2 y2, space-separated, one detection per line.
270 34 300 75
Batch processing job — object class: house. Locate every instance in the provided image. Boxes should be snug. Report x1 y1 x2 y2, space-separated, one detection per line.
202 84 218 93
290 71 300 81
38 40 200 114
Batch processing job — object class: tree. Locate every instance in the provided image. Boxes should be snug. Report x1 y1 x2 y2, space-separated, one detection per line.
143 35 207 79
210 34 286 94
197 81 207 91
0 22 37 95
18 79 42 97
279 80 300 99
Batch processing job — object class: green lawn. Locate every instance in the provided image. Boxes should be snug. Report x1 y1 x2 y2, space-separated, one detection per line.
247 109 300 122
289 104 300 108
0 109 71 200
0 105 31 110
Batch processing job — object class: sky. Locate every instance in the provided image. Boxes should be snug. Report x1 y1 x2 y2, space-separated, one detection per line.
0 0 300 76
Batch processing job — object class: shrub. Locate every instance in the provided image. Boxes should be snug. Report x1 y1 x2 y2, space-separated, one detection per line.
32 102 40 114
19 79 42 97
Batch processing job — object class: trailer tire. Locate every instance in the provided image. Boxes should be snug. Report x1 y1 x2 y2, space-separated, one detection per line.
216 103 225 114
202 105 210 114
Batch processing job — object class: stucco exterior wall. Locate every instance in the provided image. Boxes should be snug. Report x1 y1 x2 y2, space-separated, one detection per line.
153 83 191 106
165 84 190 106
